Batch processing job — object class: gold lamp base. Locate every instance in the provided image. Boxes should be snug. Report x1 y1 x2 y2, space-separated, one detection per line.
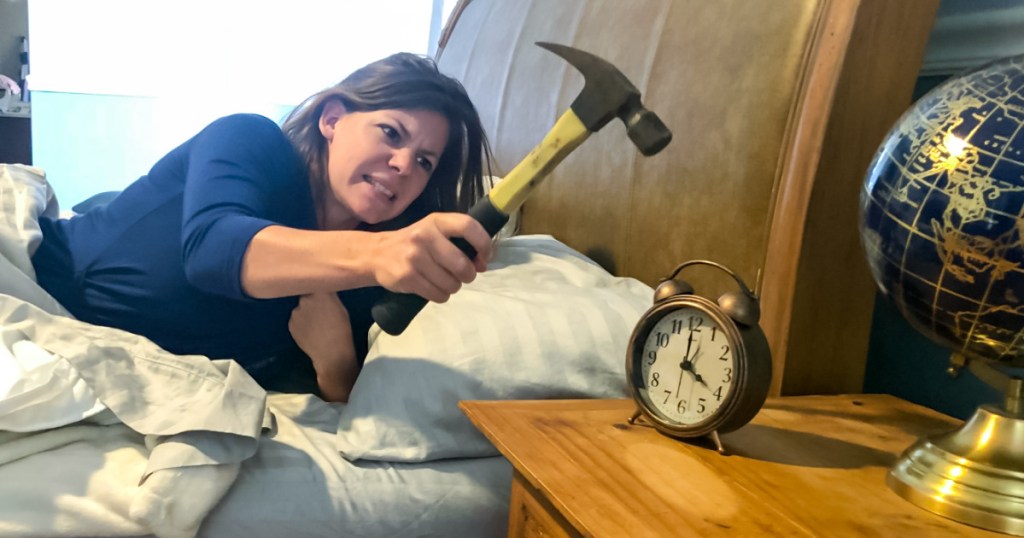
888 403 1024 535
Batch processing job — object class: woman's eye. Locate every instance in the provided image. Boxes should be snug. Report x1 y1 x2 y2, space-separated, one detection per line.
418 157 434 173
379 125 400 142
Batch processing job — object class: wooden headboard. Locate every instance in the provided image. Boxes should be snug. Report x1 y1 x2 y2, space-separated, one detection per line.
436 0 939 396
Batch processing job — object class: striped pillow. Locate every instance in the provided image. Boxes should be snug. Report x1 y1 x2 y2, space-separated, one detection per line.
335 235 653 462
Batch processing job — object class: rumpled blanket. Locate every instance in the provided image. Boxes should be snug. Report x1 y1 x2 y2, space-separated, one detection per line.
0 164 269 538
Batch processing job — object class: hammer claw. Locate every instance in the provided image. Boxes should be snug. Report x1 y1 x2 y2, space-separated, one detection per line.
537 41 672 155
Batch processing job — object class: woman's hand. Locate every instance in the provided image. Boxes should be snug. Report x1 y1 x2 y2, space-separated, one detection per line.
240 212 493 301
371 212 492 303
288 292 358 403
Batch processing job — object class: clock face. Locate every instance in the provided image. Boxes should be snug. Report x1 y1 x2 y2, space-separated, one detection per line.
639 305 735 426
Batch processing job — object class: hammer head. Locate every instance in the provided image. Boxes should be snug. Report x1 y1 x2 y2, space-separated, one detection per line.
537 42 672 156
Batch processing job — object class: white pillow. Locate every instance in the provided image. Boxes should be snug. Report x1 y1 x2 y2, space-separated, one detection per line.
336 235 653 462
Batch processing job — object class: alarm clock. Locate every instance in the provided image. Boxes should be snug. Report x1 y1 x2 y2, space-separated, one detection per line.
626 260 772 453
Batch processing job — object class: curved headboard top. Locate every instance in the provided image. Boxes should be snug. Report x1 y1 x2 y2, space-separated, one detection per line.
437 0 939 395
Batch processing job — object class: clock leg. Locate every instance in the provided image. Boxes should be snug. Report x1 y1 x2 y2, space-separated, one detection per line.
709 431 726 455
627 408 642 425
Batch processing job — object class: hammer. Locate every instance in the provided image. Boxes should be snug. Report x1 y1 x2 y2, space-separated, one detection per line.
371 41 672 335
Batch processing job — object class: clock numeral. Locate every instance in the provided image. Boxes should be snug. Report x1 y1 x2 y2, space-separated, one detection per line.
671 318 684 334
663 390 672 405
656 332 670 348
650 372 661 387
697 398 706 413
677 400 687 414
723 367 733 383
719 344 730 360
688 315 703 332
713 386 723 401
711 326 718 341
646 349 657 366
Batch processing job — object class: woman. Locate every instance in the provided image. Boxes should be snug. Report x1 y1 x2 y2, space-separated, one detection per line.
31 53 494 402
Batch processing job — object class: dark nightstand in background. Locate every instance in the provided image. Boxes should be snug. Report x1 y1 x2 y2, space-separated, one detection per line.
0 102 31 164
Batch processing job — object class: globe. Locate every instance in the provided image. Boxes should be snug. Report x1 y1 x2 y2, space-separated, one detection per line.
860 54 1024 367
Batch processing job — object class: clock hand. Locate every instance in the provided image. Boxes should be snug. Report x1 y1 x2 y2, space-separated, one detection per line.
679 336 701 375
685 371 697 409
676 332 695 397
678 359 708 396
690 340 703 366
675 364 685 397
688 345 710 388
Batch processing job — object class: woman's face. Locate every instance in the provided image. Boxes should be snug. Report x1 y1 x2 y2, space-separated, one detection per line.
318 101 450 229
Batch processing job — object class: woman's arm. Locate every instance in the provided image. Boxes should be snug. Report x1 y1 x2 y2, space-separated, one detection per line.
178 115 493 303
240 211 493 301
288 292 358 403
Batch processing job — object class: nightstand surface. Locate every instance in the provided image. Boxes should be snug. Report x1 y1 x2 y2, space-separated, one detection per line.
461 395 1001 537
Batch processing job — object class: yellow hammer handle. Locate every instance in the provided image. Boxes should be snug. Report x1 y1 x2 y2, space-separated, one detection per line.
488 109 591 214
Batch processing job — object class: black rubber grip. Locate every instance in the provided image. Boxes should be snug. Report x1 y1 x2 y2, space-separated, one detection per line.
371 197 510 335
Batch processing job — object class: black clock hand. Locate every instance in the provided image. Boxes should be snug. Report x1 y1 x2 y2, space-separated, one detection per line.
685 370 697 409
683 355 710 388
675 362 685 398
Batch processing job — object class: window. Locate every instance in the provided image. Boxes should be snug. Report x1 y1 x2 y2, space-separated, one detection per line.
26 0 458 205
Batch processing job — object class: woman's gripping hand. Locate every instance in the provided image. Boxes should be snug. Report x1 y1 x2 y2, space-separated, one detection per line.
370 212 492 303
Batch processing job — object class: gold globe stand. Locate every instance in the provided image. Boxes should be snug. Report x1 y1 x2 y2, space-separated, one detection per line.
888 356 1024 535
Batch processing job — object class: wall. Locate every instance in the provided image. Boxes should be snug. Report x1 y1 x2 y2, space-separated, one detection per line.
0 0 30 165
918 0 1024 76
0 0 27 84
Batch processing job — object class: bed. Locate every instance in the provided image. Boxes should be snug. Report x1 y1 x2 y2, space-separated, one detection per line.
0 0 938 536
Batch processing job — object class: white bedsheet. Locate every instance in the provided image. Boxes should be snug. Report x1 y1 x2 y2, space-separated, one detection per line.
0 393 511 538
0 164 267 536
0 163 98 431
0 164 511 537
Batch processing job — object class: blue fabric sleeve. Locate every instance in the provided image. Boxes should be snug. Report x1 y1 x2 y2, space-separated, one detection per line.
180 114 297 301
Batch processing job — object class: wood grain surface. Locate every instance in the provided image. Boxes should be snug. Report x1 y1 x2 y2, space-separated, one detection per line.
462 395 1001 537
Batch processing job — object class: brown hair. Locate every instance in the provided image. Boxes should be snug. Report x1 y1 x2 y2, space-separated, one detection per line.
281 53 493 230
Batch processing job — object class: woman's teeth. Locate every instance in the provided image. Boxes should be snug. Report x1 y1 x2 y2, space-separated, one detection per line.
366 176 395 200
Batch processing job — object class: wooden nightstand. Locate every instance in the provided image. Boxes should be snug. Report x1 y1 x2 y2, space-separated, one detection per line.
461 395 1001 537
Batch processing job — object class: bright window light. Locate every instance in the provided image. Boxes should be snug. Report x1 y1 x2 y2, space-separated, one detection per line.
26 0 459 206
29 0 455 104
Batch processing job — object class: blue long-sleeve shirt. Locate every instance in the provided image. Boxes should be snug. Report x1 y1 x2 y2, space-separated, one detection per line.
32 114 381 376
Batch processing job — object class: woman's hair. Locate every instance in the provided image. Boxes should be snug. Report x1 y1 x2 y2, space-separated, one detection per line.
282 53 493 230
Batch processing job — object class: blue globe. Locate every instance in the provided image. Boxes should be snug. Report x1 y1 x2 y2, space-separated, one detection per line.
860 54 1024 366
